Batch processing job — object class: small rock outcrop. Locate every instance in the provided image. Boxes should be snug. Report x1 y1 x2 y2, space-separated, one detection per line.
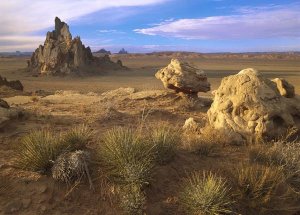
94 48 111 55
272 78 295 98
207 68 300 142
155 59 210 95
0 99 9 109
118 48 128 54
28 17 123 75
0 75 23 91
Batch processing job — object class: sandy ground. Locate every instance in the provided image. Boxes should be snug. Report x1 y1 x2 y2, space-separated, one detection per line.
0 54 300 214
0 54 300 95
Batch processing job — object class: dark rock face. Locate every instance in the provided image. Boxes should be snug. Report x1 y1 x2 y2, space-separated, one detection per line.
94 49 111 55
0 99 9 109
28 17 123 75
0 75 23 91
118 48 128 54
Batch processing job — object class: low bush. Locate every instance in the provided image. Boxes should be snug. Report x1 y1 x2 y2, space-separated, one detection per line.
16 125 93 173
60 124 93 151
150 125 180 164
16 129 61 172
235 163 284 211
99 127 155 187
179 171 233 215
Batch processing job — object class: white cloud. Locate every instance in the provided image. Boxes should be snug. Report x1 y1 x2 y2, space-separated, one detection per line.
0 0 167 51
135 4 300 40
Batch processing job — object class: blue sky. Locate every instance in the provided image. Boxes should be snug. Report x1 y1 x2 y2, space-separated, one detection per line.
1 0 300 52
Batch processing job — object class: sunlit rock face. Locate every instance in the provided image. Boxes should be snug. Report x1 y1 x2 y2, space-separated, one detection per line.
155 59 211 95
207 68 300 142
28 17 123 75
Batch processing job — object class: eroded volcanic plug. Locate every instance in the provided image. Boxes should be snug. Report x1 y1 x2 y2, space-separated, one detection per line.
28 17 123 75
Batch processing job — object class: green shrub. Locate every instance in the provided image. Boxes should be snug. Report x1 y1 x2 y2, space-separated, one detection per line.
61 124 93 151
179 171 233 215
99 127 155 187
235 164 284 210
16 130 61 172
150 125 180 164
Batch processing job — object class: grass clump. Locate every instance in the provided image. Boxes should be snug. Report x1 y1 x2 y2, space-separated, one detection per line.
150 125 180 164
235 163 284 210
249 141 300 193
16 125 93 174
179 171 233 215
99 127 155 187
61 124 93 151
16 130 61 172
99 127 155 214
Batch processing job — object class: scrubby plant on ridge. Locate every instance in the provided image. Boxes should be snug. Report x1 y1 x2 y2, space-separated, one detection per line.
235 163 285 211
150 124 180 164
16 125 93 173
16 129 61 172
99 126 155 187
249 141 300 193
179 171 234 215
60 124 93 151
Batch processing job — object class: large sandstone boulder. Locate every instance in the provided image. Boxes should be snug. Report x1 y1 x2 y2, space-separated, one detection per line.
155 59 210 95
0 75 23 91
207 68 300 142
28 17 123 75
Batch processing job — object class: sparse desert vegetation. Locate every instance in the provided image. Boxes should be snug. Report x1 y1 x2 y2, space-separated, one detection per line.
1 53 300 214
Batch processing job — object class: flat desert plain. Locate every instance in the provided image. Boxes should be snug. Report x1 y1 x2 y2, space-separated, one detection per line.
1 53 300 215
1 53 300 95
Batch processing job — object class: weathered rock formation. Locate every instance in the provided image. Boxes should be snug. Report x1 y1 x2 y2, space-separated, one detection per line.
118 48 128 54
0 99 9 109
155 59 210 95
207 68 300 142
272 78 295 98
28 17 123 75
0 75 23 91
94 48 111 55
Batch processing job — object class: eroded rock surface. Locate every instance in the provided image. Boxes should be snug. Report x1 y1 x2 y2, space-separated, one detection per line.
272 78 295 98
155 59 210 95
28 17 123 75
0 75 23 91
207 68 300 142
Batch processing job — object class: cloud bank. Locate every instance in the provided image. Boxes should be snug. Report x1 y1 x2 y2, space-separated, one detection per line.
135 5 300 40
0 0 167 51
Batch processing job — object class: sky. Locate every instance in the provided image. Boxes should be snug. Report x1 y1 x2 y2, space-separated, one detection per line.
0 0 300 53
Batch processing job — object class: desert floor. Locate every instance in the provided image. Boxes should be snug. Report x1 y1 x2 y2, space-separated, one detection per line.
1 55 300 94
0 54 300 215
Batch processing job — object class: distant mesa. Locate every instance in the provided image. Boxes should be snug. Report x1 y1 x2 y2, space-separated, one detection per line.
118 48 128 54
27 17 124 75
94 48 111 55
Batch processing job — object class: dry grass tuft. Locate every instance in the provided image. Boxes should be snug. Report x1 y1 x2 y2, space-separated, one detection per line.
61 124 93 151
235 163 285 210
16 129 61 172
150 124 180 164
99 127 155 187
179 171 234 215
16 125 93 174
